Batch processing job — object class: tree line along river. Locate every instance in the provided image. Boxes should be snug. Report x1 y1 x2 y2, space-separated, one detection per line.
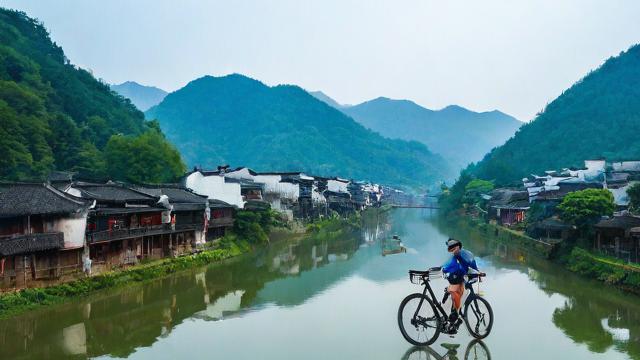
0 208 639 360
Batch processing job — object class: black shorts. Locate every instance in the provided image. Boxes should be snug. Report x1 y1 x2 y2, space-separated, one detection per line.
446 273 464 285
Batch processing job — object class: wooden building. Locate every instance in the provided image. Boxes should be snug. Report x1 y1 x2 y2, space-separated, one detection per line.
488 189 530 226
0 183 91 289
594 215 640 263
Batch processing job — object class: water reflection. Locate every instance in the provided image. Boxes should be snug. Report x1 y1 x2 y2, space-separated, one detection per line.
436 218 640 360
1 210 640 360
400 340 491 360
0 211 389 359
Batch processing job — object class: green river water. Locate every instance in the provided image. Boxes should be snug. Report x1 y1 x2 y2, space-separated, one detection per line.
1 209 639 359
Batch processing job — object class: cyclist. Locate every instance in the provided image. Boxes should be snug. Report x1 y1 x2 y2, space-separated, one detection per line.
442 238 478 332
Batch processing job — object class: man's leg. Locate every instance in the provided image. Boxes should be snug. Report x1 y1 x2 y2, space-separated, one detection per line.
448 284 464 312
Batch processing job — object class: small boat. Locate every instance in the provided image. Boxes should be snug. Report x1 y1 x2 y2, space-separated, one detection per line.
382 235 407 256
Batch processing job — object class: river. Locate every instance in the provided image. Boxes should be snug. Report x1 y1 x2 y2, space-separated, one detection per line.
1 209 639 359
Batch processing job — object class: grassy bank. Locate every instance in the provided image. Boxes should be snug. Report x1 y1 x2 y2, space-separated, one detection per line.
567 247 640 293
306 212 362 242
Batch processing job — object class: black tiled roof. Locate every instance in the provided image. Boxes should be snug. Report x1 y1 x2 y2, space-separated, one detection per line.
208 199 234 209
0 183 91 218
73 183 158 203
489 189 528 206
133 185 208 204
595 215 640 230
0 232 64 256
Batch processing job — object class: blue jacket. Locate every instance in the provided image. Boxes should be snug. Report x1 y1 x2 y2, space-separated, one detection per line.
442 249 478 279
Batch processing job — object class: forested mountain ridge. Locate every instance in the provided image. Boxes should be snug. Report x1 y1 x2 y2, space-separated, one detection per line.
111 81 168 111
146 74 454 189
342 97 521 169
0 8 184 182
469 43 640 185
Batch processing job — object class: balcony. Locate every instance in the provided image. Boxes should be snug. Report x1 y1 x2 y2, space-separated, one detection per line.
0 232 64 256
87 224 177 244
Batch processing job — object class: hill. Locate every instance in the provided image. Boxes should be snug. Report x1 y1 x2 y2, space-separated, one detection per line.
0 8 184 182
470 44 640 185
309 91 348 109
111 81 168 111
342 97 521 168
146 74 453 188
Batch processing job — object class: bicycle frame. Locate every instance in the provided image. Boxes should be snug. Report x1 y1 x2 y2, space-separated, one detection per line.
413 274 482 322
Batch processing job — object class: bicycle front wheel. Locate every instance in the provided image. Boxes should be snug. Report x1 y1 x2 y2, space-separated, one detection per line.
463 296 494 339
397 293 441 346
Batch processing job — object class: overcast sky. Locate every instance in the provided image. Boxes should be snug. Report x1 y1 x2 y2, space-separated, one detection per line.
3 0 640 121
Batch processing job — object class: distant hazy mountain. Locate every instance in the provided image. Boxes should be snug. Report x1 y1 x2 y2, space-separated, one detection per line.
342 98 521 168
471 43 640 185
111 81 168 111
146 74 454 188
309 91 348 109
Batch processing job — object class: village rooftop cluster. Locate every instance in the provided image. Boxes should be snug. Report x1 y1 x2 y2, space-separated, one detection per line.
0 166 404 290
482 159 640 263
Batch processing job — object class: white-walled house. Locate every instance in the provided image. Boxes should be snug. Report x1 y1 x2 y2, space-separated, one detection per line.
327 178 350 194
184 170 244 208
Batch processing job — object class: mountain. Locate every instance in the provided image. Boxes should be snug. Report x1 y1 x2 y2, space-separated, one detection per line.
0 8 184 182
309 91 347 109
146 74 454 188
470 44 640 186
111 81 168 111
341 98 521 168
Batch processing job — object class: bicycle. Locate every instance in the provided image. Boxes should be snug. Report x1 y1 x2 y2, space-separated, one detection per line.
397 267 494 346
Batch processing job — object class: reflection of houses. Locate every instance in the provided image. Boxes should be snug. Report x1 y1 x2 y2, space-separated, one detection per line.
594 215 640 263
0 183 91 288
488 189 529 226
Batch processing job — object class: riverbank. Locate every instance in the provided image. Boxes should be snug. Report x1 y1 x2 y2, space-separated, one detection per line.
0 213 362 319
440 215 556 258
443 214 640 294
0 238 249 319
567 247 640 294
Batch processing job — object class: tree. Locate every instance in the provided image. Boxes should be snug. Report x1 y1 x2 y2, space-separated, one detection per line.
627 183 640 214
104 128 185 183
462 179 494 205
557 189 615 227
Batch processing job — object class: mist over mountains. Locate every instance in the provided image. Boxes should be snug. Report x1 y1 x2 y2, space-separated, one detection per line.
312 92 521 169
111 81 168 111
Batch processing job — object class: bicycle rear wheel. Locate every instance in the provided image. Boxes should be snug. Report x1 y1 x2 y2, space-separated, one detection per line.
398 293 441 346
463 296 493 339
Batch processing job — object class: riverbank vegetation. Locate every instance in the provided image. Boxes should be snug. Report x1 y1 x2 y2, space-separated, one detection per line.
567 247 640 293
306 212 362 242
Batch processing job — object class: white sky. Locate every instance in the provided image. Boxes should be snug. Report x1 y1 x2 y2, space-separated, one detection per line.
3 0 640 121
